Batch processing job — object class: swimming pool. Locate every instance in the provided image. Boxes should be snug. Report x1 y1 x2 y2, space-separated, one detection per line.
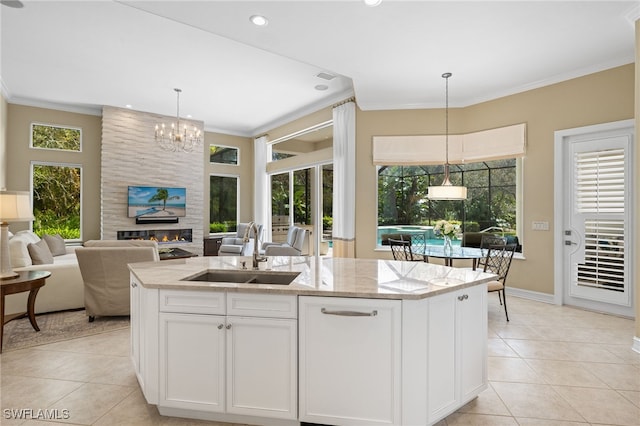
377 225 460 246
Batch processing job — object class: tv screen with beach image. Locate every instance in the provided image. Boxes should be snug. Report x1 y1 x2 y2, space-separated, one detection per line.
128 186 187 218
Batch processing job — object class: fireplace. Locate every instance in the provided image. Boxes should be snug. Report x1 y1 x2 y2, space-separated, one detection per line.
117 228 193 244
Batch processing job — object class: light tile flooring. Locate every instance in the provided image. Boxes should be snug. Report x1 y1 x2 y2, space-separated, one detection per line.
1 296 638 426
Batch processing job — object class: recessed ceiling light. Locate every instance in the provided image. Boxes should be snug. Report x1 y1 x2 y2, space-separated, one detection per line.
315 84 329 91
250 15 268 26
363 0 382 7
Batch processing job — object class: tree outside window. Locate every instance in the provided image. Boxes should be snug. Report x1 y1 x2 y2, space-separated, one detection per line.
31 123 81 151
32 163 81 240
377 159 517 243
209 175 238 233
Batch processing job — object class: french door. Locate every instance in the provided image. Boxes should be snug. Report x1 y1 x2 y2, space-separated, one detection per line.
555 120 634 317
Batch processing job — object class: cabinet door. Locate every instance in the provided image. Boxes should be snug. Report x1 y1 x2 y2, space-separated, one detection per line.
159 312 226 412
457 284 487 403
226 316 297 419
299 296 401 426
130 276 141 380
427 291 457 423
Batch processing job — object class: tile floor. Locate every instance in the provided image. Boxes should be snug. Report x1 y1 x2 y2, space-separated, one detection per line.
1 296 638 426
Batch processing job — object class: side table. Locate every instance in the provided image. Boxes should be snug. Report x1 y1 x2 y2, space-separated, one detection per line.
0 270 51 353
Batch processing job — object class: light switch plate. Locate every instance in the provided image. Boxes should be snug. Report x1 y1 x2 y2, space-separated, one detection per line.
532 221 549 231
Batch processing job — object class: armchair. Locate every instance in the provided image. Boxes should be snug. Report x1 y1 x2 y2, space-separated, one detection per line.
75 240 159 321
218 223 263 256
261 226 306 256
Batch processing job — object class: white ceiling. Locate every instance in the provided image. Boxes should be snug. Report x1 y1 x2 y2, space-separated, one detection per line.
1 1 637 137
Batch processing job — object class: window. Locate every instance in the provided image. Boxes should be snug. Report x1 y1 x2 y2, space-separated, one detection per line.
209 175 238 233
209 144 239 165
32 163 82 240
31 123 81 151
377 159 518 245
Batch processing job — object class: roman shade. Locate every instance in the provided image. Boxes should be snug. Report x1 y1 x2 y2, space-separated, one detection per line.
372 123 526 165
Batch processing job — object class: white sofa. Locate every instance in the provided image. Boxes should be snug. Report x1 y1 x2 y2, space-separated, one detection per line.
6 230 84 316
5 232 160 316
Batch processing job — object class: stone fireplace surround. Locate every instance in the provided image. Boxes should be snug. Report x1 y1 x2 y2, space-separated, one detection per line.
101 106 205 255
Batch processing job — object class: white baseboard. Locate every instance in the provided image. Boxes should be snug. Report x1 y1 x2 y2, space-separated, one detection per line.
505 287 555 304
633 336 640 354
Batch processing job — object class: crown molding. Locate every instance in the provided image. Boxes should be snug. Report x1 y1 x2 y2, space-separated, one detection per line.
6 96 102 116
0 76 11 100
624 2 640 25
358 58 635 111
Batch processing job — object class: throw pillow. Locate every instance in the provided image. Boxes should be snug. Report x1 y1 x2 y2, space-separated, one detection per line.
43 233 67 256
27 239 54 265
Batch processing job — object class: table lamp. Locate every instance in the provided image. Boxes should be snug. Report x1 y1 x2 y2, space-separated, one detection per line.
0 190 34 279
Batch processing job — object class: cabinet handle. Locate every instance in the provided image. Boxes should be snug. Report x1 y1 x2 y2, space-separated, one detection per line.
457 294 469 301
226 324 232 329
321 308 378 317
217 324 224 330
131 282 137 288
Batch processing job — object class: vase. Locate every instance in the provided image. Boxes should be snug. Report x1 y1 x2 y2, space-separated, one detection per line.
443 235 452 254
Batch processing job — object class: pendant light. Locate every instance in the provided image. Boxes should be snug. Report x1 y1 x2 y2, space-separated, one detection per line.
428 72 467 200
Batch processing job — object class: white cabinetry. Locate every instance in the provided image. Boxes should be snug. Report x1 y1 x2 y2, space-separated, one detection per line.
130 275 159 404
156 290 297 422
427 284 487 424
299 296 402 426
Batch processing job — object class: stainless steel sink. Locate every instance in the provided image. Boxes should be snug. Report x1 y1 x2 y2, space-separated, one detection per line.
184 270 300 285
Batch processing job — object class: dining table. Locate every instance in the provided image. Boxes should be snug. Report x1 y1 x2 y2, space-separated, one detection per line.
420 245 486 270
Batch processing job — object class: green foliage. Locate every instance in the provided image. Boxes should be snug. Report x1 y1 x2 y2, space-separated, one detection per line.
210 176 237 226
32 164 81 240
209 222 228 233
32 124 80 151
323 215 333 230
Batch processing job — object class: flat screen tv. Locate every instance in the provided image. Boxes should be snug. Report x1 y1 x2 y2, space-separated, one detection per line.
128 186 186 219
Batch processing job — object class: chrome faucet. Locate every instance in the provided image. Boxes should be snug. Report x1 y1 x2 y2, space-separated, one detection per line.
243 221 267 270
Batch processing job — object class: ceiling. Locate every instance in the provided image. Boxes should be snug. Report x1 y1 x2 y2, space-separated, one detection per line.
1 1 637 137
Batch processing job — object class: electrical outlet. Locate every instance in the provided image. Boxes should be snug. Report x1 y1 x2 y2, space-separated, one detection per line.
532 221 549 231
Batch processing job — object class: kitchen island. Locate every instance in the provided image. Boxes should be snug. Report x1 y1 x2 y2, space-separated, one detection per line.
129 256 496 426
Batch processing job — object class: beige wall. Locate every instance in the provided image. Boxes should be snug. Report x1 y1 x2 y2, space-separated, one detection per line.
355 64 635 298
204 131 254 229
6 104 102 239
0 93 7 189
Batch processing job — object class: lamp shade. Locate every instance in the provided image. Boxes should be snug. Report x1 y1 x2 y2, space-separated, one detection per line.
428 185 468 200
0 191 34 222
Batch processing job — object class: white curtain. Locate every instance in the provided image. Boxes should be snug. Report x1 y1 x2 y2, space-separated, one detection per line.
332 101 356 252
254 136 270 241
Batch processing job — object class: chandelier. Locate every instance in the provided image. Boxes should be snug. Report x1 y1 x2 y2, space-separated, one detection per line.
155 88 202 152
428 72 467 200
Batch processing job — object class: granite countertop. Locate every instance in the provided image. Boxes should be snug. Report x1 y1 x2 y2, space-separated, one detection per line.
128 256 496 300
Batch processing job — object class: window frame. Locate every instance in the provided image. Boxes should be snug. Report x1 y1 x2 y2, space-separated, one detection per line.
30 122 83 152
209 144 240 166
208 173 240 234
30 160 83 242
375 158 523 249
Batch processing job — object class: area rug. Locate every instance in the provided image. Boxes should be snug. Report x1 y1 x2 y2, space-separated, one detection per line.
1 309 130 352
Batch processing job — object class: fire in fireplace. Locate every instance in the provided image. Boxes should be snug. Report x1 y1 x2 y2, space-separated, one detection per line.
117 229 193 244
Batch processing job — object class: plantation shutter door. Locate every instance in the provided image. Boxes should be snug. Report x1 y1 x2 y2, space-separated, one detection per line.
571 145 630 306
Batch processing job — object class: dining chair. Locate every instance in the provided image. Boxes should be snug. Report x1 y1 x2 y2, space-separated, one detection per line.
481 243 517 321
409 234 428 262
389 238 415 261
476 235 508 270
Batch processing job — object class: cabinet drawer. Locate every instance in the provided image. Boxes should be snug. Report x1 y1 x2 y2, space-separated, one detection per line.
160 290 226 315
227 293 297 318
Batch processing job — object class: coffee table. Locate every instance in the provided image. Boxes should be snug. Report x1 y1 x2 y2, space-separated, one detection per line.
0 270 51 353
158 247 198 261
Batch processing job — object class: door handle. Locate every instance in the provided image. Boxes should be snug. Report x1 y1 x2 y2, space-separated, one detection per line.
565 241 577 246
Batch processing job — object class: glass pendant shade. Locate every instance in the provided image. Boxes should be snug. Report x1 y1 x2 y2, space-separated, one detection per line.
428 72 467 201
